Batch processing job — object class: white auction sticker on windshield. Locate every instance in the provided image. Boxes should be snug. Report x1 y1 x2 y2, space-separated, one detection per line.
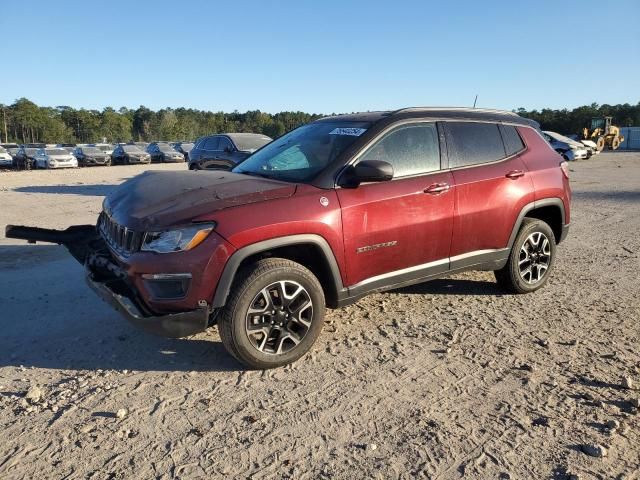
329 127 367 136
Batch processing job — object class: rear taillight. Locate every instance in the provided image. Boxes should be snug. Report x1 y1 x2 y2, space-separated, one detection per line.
560 161 570 179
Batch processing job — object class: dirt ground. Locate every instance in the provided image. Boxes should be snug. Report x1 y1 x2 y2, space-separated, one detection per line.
0 153 638 479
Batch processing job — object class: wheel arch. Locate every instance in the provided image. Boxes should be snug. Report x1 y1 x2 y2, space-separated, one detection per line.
508 198 566 247
211 234 345 309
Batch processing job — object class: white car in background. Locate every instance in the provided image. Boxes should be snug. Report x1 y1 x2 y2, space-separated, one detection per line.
0 146 13 167
33 147 78 169
567 135 600 156
542 131 589 161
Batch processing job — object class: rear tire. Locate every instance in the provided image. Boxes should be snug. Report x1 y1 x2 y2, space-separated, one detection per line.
495 218 556 294
218 258 325 369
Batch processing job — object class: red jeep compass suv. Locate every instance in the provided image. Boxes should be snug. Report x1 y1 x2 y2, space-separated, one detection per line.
7 107 571 369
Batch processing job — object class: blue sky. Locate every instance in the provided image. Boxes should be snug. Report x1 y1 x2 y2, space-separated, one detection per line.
2 0 638 113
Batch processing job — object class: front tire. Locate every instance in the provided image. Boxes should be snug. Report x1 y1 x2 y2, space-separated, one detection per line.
495 218 556 294
218 258 325 369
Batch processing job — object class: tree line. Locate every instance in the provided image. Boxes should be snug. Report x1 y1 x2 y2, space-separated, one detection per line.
1 97 638 144
0 98 322 144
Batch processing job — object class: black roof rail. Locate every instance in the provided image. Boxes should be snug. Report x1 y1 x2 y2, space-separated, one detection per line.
391 106 520 117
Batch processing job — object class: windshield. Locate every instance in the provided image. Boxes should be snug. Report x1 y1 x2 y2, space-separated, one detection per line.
158 144 175 152
96 145 111 151
82 147 101 154
180 143 194 151
233 135 272 152
123 145 143 153
45 148 69 155
0 146 6 154
232 122 369 182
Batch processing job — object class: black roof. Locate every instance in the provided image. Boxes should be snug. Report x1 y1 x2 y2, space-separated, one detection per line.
317 107 538 128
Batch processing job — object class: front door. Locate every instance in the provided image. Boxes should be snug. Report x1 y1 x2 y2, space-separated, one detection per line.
337 122 454 289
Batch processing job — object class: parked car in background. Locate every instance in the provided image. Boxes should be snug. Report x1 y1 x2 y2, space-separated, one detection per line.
543 131 589 161
127 142 149 152
567 134 600 156
56 143 77 154
92 143 115 156
7 147 19 163
13 146 39 169
111 144 151 165
73 146 112 166
0 146 13 167
188 133 273 170
33 147 78 169
147 142 185 163
173 142 194 160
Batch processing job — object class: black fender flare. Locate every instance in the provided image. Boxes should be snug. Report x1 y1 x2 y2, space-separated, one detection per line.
507 198 567 248
211 234 345 308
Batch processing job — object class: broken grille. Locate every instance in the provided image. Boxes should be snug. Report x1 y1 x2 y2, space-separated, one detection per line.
98 212 144 255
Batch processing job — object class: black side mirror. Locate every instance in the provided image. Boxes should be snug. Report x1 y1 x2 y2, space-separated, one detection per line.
224 146 234 153
340 160 393 187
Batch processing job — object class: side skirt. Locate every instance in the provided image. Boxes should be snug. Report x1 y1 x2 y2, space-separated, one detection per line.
335 248 509 308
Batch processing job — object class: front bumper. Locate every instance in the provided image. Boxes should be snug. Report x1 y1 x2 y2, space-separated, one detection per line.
86 271 209 337
49 161 78 169
82 157 110 166
5 224 216 338
128 156 151 164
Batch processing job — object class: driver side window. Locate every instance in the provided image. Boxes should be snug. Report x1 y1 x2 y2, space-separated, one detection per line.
360 123 440 177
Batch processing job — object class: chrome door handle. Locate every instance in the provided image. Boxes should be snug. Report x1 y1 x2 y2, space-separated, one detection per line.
424 183 450 194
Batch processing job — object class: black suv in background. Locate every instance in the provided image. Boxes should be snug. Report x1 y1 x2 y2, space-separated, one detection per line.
188 133 272 170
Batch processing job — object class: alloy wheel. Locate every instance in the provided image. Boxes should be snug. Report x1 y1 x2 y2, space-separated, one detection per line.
245 280 313 355
519 232 551 284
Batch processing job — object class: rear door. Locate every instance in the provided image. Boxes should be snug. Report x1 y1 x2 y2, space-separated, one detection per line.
337 121 454 289
217 137 237 168
444 122 534 268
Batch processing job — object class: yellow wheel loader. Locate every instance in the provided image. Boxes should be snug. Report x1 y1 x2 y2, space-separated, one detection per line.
582 117 625 151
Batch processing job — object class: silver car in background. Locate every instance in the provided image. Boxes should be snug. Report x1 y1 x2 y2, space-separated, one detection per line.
0 146 13 167
543 131 589 161
33 147 79 169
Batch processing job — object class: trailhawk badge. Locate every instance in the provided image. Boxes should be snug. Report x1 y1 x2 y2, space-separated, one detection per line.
356 241 398 253
319 196 330 207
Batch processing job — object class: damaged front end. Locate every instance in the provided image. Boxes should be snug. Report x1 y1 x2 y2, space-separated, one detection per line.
5 224 210 338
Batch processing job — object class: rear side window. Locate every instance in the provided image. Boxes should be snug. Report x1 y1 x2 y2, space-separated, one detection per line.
218 137 233 151
445 122 506 168
500 125 525 156
360 123 440 177
203 137 219 150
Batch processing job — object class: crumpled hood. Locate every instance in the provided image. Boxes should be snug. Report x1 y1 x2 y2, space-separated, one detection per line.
104 170 296 231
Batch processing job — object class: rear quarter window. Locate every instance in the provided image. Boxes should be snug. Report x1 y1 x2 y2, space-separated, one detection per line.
500 125 525 156
445 122 506 168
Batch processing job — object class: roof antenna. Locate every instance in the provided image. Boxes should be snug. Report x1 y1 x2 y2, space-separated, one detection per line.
473 94 478 108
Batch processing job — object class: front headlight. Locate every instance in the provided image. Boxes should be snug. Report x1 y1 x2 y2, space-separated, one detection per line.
141 223 216 253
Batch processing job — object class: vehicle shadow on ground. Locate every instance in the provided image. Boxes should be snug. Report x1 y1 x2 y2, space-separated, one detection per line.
13 184 119 196
392 278 505 296
0 328 246 372
572 190 640 202
0 244 246 373
0 333 244 373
